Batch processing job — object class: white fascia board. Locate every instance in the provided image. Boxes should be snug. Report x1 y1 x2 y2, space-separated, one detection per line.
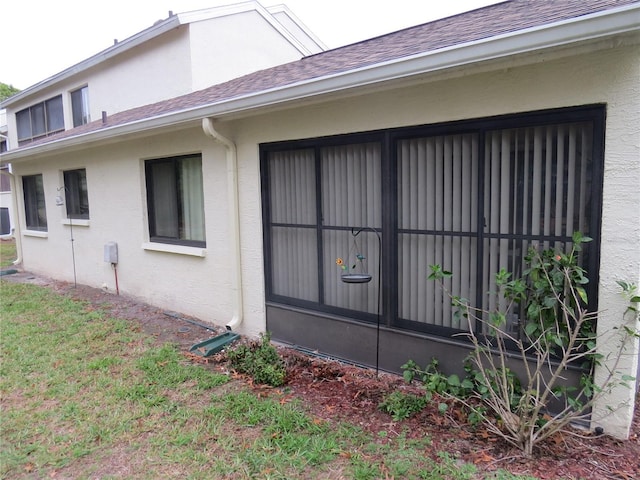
178 1 317 56
266 4 328 51
4 3 639 162
1 16 182 109
176 0 260 21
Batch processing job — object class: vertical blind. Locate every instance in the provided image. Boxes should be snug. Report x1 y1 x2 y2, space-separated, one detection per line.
269 149 318 301
263 112 598 337
268 143 381 313
481 123 593 324
321 143 381 314
397 122 593 331
398 134 479 330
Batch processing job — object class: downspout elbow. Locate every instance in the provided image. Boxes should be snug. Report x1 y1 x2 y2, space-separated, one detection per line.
202 118 243 331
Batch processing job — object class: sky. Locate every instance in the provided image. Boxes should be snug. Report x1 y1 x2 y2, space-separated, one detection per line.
2 0 502 90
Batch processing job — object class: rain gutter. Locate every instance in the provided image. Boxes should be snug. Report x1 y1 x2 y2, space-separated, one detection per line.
3 3 639 162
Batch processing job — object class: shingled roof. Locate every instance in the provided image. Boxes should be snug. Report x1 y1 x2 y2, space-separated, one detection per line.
6 0 640 154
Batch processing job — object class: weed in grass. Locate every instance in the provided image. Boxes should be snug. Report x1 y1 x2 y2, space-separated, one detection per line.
478 472 540 480
350 454 381 480
138 343 229 389
429 451 477 479
87 356 122 371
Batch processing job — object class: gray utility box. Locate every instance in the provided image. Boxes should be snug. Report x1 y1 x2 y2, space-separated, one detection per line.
104 242 118 264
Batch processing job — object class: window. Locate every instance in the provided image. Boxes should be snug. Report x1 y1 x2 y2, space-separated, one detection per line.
261 105 604 339
265 142 382 318
63 169 90 219
0 166 10 192
71 86 90 127
23 174 47 231
16 95 64 142
145 154 206 247
0 208 9 235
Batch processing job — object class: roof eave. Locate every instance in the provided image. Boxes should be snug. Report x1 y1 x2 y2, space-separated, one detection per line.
1 16 183 109
3 3 639 162
1 1 322 108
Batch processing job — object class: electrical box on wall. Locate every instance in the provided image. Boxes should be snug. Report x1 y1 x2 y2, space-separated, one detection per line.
104 242 118 264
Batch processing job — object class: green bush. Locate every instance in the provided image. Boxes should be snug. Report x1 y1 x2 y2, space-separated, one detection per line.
378 391 427 420
227 332 286 386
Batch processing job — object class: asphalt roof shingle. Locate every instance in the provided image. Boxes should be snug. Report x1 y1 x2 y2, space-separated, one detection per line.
12 0 639 150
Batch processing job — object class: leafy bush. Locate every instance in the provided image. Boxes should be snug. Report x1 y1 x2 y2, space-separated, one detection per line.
403 358 475 401
378 391 427 420
226 332 286 386
421 233 639 457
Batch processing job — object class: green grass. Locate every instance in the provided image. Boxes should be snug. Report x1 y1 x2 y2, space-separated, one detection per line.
0 238 17 268
0 281 539 479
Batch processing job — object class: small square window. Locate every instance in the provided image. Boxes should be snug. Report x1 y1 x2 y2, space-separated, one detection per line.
145 155 206 247
23 174 47 231
63 169 90 219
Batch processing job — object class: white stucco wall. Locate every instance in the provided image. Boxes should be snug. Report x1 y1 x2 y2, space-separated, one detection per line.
86 27 193 119
189 10 303 91
10 37 639 437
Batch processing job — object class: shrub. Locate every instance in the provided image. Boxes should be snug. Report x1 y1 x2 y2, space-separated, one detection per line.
417 233 639 457
378 391 427 420
227 332 286 387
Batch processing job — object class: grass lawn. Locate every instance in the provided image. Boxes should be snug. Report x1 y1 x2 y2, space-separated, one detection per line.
0 281 535 479
0 238 17 268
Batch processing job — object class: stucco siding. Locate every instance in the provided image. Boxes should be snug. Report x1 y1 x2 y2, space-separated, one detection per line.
87 28 193 118
189 11 303 91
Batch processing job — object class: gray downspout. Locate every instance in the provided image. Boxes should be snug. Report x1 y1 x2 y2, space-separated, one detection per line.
201 118 243 331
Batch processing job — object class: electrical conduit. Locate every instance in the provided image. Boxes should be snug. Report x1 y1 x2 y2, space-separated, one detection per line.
202 118 243 331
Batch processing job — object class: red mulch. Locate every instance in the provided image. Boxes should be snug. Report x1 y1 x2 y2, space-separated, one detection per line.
277 348 640 480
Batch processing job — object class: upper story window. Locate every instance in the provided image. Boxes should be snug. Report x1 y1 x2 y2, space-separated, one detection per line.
71 86 90 127
23 174 47 231
0 166 10 193
145 154 206 247
16 95 64 142
63 169 90 219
